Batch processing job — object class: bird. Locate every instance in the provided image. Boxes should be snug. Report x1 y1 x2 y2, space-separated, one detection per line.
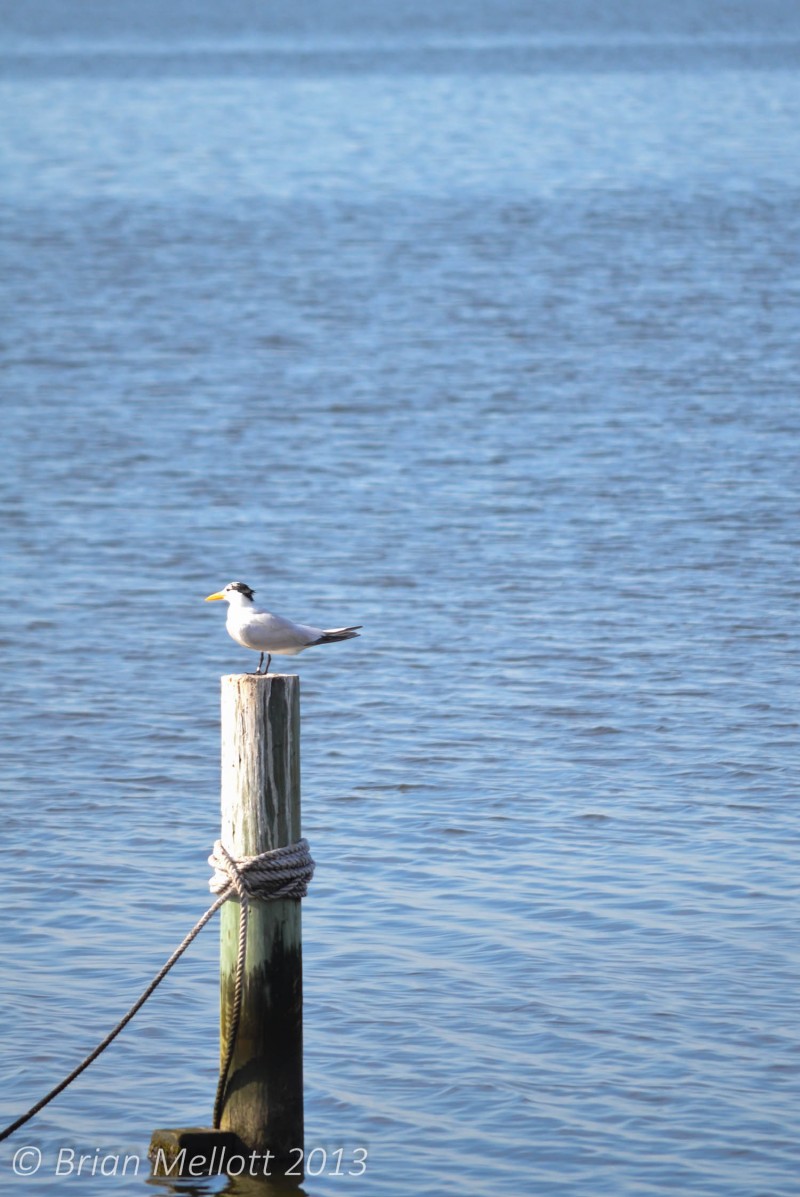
205 581 361 674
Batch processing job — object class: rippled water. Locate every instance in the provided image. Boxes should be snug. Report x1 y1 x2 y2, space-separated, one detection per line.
1 7 800 1196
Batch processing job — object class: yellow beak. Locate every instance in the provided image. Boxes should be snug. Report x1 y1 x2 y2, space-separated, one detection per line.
205 591 226 602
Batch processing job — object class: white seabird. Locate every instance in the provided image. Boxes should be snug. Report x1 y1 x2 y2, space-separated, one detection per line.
205 581 361 674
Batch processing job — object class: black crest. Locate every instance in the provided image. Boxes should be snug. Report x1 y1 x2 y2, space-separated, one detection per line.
229 581 255 600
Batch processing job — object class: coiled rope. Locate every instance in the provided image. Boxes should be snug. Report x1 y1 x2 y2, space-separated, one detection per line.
0 838 314 1144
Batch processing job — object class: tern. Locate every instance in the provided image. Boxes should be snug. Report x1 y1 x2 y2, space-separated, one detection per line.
205 581 361 674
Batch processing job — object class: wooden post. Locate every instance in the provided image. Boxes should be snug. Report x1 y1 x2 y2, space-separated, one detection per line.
219 672 304 1174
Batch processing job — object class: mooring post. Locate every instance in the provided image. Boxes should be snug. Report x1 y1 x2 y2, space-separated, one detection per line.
219 672 304 1173
149 672 305 1180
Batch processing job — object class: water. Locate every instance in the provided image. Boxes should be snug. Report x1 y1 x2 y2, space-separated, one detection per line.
1 4 800 1195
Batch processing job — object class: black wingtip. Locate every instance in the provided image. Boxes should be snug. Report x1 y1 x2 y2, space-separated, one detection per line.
316 626 362 644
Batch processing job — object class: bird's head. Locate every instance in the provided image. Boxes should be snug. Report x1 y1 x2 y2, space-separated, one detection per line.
205 581 256 605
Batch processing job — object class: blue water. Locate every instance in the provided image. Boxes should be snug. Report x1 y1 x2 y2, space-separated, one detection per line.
2 4 800 1195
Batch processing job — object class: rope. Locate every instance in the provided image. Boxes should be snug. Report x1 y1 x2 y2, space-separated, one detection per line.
0 839 314 1144
208 838 315 902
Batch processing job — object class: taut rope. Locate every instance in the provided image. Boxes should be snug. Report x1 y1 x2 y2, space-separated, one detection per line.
0 840 315 1143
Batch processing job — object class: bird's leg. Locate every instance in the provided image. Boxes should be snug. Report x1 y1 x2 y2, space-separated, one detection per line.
249 652 265 675
263 653 272 675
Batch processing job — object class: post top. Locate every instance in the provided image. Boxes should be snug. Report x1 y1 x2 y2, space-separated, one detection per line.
221 673 299 680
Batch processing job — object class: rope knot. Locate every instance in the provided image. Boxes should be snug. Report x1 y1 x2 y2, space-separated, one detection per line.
208 839 315 902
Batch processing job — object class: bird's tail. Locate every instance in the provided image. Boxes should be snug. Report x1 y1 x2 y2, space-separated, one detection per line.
315 626 362 644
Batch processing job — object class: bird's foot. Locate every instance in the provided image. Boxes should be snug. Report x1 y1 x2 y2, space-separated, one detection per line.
248 653 271 676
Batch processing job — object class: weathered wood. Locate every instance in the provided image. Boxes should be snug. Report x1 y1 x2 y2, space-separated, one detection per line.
149 1129 246 1178
219 673 304 1173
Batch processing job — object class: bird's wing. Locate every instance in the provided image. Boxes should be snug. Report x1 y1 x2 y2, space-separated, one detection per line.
239 611 323 651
